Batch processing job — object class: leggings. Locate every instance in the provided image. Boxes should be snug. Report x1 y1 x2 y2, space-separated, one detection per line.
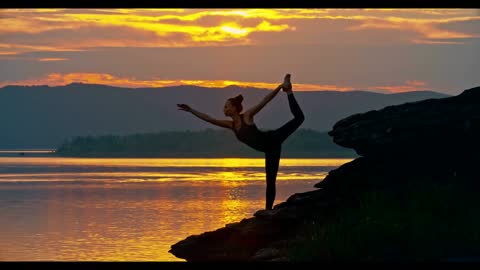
264 93 305 210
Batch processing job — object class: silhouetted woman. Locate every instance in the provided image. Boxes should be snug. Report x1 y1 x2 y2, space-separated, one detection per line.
177 74 305 211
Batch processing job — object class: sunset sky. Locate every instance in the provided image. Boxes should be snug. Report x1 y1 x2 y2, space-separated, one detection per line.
1 9 479 94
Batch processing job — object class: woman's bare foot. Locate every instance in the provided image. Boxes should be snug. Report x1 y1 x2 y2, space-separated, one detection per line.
282 74 293 94
254 208 279 217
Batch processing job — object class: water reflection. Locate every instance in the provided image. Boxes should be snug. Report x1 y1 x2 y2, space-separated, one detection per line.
0 157 351 261
0 157 352 168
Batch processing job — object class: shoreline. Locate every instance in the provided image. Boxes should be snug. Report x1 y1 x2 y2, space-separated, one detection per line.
0 150 358 159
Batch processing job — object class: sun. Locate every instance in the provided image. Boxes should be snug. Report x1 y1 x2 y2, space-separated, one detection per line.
220 24 249 36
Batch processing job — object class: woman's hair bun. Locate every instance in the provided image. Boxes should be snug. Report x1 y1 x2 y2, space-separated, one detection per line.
235 94 243 102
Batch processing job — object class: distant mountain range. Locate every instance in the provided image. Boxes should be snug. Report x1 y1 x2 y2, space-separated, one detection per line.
0 83 449 149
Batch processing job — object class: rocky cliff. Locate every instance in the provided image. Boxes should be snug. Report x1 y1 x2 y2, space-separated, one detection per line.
169 86 480 262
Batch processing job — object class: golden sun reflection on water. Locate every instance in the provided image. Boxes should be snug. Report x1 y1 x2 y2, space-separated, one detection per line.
0 157 352 261
0 157 353 168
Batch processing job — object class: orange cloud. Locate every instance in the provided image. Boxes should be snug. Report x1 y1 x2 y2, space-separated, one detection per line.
0 42 84 55
0 73 434 93
348 16 480 43
0 72 355 91
367 80 431 93
361 9 475 16
412 39 465 44
0 9 296 46
37 58 68 62
1 9 478 53
0 55 70 61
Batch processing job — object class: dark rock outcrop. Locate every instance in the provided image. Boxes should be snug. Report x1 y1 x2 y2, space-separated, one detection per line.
169 86 480 261
328 86 480 159
169 188 342 261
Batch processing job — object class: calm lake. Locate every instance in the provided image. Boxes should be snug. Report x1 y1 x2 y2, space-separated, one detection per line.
0 155 352 261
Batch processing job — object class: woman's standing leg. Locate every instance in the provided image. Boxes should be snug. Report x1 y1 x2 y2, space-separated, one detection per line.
265 146 281 210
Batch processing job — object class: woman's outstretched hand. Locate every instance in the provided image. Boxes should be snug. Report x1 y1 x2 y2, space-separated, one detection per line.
177 104 192 112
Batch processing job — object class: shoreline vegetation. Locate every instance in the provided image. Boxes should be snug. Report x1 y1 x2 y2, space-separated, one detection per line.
54 128 358 158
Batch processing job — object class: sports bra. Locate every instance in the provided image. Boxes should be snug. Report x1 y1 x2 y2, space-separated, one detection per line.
232 114 268 152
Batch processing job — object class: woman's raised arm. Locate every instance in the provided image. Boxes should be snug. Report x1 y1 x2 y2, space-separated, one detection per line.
177 104 232 129
243 84 283 119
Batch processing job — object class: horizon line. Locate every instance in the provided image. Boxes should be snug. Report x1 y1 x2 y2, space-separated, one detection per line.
0 72 443 93
0 81 451 95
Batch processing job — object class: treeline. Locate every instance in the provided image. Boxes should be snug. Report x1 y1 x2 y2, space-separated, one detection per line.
55 128 357 158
